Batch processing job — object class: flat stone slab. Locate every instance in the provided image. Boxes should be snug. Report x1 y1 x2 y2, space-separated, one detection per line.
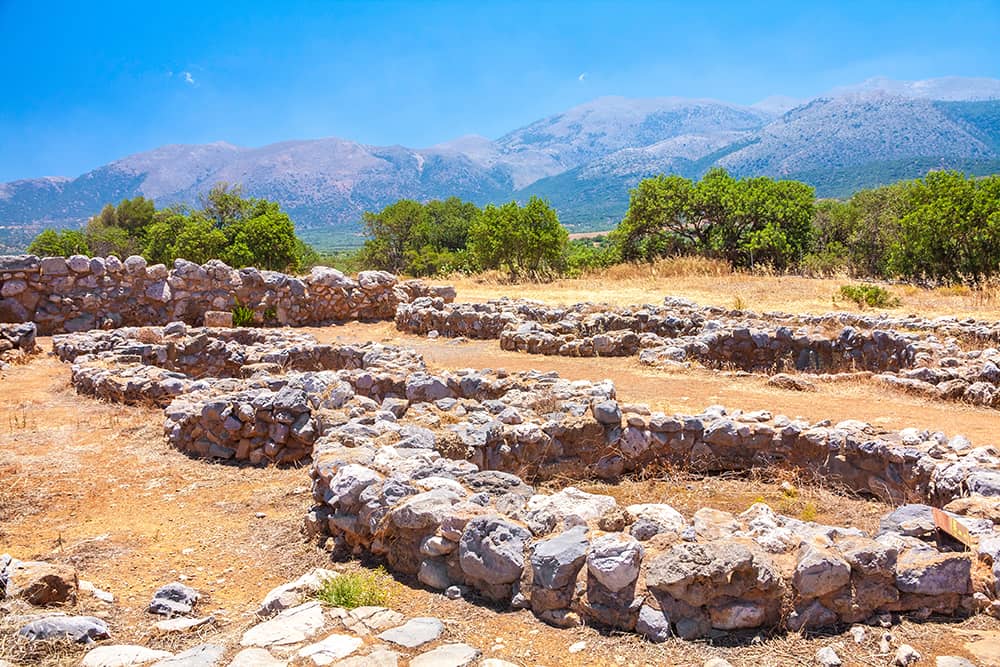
297 633 364 665
227 648 286 667
377 617 444 648
240 601 326 648
331 649 400 667
410 643 481 667
154 616 214 633
152 644 225 667
81 645 173 667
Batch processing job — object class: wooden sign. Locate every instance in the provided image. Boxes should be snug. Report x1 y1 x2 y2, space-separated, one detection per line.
932 507 977 549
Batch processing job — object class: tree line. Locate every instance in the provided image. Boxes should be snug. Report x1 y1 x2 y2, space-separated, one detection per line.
29 183 316 272
27 168 1000 284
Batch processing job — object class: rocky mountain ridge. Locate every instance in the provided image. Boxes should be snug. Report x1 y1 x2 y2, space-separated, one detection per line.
2 77 999 246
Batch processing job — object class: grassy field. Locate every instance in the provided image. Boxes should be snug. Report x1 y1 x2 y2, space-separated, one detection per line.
440 257 1000 321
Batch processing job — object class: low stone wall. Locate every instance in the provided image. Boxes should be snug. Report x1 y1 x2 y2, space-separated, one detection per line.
397 297 1000 408
0 254 454 334
54 325 1000 638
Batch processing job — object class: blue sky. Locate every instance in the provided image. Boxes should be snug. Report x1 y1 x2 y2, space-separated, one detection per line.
1 0 998 182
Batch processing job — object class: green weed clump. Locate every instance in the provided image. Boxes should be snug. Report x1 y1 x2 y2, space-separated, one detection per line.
231 300 255 327
838 284 901 309
315 569 392 609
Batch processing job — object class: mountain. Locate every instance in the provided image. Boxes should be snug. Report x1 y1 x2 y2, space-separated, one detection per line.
2 76 1000 249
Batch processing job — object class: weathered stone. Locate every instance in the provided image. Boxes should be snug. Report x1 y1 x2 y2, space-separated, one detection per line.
377 617 444 648
409 643 481 667
81 645 173 667
240 601 326 647
17 615 111 643
459 517 531 586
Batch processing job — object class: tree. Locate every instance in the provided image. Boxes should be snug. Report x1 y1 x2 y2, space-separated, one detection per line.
28 183 312 272
358 199 428 273
612 169 815 270
468 197 567 278
612 174 694 261
28 229 89 256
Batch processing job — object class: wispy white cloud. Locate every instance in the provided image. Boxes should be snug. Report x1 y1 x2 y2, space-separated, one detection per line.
578 72 586 82
181 71 195 85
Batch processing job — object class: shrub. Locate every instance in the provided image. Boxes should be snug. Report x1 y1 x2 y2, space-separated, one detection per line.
231 301 255 327
838 284 901 309
315 569 392 609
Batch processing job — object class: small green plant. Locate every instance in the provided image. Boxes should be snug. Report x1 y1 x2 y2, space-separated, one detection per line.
315 568 392 609
732 294 747 310
262 306 277 323
799 501 818 522
232 300 255 327
838 284 901 309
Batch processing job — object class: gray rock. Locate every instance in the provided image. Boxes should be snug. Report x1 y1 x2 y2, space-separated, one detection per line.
149 582 201 616
227 648 285 667
935 658 975 667
530 526 589 589
816 646 842 667
18 615 111 643
418 559 451 590
635 605 671 642
333 649 399 667
81 645 173 667
296 633 363 664
895 551 971 596
793 545 851 598
409 643 481 667
592 400 622 425
459 516 531 585
240 601 326 647
377 617 445 648
152 644 225 667
587 533 643 592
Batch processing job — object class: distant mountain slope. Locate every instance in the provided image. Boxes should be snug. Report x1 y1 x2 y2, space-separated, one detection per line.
2 76 1000 247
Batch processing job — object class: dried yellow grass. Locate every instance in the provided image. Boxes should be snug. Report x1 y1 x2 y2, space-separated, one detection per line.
440 264 1000 320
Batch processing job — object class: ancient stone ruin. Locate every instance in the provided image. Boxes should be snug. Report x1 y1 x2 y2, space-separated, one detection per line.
396 296 1000 408
0 254 454 334
7 253 1000 654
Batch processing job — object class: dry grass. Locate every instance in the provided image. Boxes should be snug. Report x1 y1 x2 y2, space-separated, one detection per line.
438 262 1000 320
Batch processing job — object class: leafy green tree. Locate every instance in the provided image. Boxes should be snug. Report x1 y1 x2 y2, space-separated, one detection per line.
613 169 814 270
27 229 89 256
358 199 429 273
468 197 567 278
172 216 228 265
227 202 298 271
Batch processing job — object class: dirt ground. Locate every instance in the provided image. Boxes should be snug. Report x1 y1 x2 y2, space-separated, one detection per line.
4 281 1000 665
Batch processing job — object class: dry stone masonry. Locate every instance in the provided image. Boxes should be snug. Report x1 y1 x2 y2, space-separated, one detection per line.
0 254 454 334
50 323 1000 641
396 296 1000 408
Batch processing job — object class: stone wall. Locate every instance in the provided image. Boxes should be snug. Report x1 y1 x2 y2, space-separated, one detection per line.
53 324 1000 639
397 297 1000 408
0 254 454 335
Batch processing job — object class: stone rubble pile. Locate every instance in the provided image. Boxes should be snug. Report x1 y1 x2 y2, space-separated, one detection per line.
396 296 1000 408
0 321 37 370
0 254 454 335
47 323 1000 642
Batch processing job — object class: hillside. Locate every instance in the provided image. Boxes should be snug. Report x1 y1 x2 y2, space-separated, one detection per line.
2 77 1000 247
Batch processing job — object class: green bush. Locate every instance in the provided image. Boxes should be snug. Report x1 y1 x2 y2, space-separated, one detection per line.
838 284 901 309
314 569 392 609
231 301 255 327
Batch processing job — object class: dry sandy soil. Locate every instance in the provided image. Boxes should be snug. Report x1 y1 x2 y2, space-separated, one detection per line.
5 276 1000 666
